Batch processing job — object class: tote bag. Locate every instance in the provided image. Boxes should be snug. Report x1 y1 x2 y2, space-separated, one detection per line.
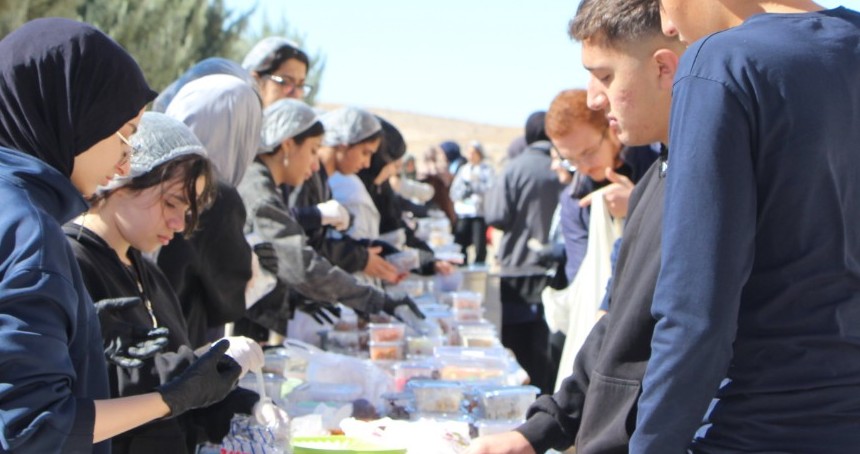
542 188 622 391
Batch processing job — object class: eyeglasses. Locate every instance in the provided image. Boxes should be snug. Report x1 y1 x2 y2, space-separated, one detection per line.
115 131 138 167
266 74 314 95
551 145 577 172
559 127 609 169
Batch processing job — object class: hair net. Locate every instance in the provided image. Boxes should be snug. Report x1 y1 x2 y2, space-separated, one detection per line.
242 36 302 72
321 107 381 147
101 112 207 193
152 58 259 113
166 74 262 187
259 98 320 154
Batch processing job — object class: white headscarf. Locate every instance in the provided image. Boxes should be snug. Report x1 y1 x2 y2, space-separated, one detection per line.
166 74 262 187
152 57 259 113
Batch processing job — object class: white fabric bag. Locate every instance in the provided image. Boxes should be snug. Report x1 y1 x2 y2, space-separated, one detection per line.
542 188 622 391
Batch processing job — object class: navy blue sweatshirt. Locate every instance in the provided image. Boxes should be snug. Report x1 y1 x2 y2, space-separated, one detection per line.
633 7 860 453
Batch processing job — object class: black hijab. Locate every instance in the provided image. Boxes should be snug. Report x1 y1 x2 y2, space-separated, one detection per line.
525 110 549 145
359 117 408 234
0 18 156 177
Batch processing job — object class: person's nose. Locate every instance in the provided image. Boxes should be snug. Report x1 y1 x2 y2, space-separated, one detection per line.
116 159 131 177
311 158 320 173
167 211 185 233
587 81 607 112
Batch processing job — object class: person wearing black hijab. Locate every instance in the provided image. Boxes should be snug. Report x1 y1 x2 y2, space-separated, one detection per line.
0 18 242 452
357 118 453 276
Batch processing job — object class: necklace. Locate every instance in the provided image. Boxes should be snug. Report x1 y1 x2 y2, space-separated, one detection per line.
126 259 159 328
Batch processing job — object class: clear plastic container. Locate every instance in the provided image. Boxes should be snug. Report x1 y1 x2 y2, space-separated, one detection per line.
449 291 483 310
386 249 421 274
318 329 365 354
453 307 485 322
368 323 406 343
405 334 445 357
456 323 499 348
238 372 286 401
368 341 405 361
386 278 425 298
391 360 438 391
436 355 506 384
476 386 539 420
474 419 525 437
408 380 466 414
433 270 464 292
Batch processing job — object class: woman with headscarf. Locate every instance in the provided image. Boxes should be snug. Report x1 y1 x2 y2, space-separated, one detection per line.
157 74 263 348
151 57 258 113
242 36 312 107
357 118 454 276
238 100 424 332
65 112 282 453
0 18 240 452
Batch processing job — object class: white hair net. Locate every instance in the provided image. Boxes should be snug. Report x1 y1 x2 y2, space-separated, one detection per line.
242 36 301 72
100 112 207 193
166 74 262 187
152 58 259 113
320 107 381 147
259 99 320 154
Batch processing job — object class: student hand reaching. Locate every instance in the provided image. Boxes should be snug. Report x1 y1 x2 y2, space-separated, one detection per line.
579 168 634 218
94 297 170 368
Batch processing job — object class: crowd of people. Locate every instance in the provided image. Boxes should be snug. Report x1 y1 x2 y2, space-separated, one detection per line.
0 0 857 452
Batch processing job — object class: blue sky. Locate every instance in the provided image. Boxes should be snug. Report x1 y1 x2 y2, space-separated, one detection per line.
227 0 848 127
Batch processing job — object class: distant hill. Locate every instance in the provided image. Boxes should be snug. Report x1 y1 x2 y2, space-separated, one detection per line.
317 103 522 170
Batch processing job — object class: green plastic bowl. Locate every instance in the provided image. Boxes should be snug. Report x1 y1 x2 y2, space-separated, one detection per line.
291 435 407 454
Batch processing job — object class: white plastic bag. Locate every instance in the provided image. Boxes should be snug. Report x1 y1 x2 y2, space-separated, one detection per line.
544 189 621 391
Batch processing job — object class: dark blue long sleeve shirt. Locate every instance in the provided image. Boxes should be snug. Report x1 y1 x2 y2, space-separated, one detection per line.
632 7 860 453
0 148 108 453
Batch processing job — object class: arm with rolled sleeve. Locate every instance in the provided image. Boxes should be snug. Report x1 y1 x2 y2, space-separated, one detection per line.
630 75 756 452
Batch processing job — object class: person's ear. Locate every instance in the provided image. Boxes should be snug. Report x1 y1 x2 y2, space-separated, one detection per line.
654 48 680 91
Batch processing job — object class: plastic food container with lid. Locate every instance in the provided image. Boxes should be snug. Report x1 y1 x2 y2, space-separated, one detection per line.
407 380 466 414
391 360 438 391
368 341 404 361
368 323 406 343
476 385 540 420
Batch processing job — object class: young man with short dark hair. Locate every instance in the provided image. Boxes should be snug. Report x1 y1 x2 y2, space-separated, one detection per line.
633 1 860 452
465 0 683 451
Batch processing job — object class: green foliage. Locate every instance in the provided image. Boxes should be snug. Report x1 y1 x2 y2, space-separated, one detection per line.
0 0 325 102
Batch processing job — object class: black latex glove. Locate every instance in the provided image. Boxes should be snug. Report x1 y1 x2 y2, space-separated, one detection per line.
382 294 426 320
157 339 242 417
94 297 169 368
253 242 279 275
298 301 342 325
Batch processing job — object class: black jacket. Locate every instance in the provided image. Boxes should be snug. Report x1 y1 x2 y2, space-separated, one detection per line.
65 225 258 453
157 181 252 347
290 163 370 273
517 152 666 453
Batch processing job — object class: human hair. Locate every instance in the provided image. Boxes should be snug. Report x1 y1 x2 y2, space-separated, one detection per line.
568 0 666 48
293 120 324 146
545 89 608 139
95 154 216 236
255 44 310 76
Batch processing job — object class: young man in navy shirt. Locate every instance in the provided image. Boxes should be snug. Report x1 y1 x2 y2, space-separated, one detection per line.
633 1 860 452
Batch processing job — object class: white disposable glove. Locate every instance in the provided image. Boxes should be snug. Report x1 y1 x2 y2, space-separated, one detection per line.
218 336 264 378
253 399 291 441
317 200 351 231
